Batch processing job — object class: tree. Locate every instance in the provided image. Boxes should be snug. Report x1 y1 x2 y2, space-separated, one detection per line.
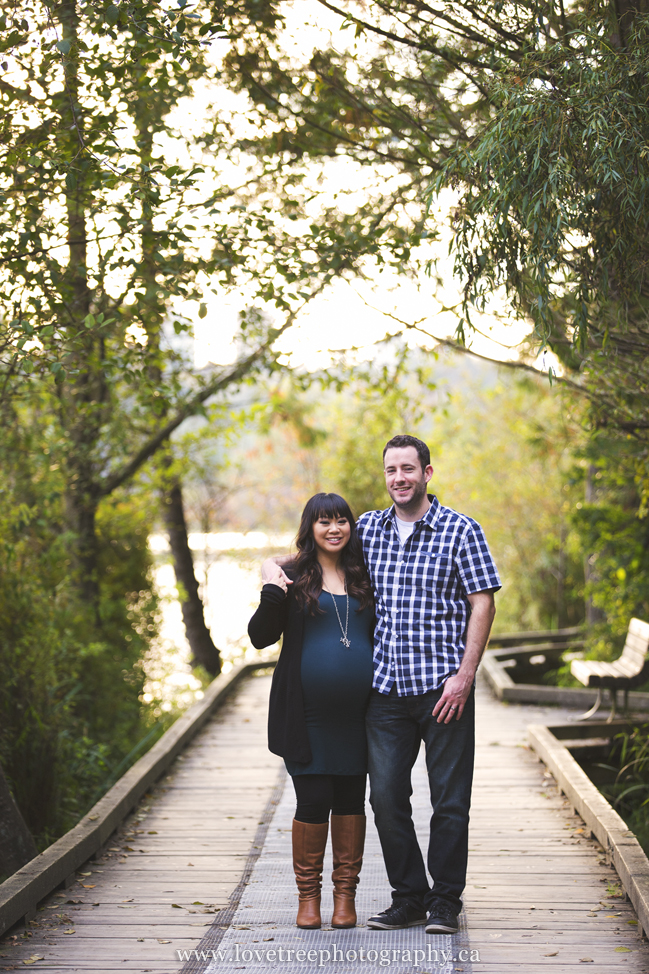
216 2 649 451
1 0 384 615
161 477 222 674
0 760 37 881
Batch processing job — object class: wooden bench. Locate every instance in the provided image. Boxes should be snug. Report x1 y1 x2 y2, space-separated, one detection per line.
571 617 649 720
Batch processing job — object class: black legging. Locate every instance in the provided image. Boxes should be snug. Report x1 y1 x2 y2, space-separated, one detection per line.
292 773 366 824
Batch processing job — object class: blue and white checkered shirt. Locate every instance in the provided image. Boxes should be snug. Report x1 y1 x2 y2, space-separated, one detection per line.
356 495 501 696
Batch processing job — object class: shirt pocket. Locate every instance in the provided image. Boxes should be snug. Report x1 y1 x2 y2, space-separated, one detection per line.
413 547 455 594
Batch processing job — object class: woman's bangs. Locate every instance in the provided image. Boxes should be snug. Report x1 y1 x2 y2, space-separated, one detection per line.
312 494 350 523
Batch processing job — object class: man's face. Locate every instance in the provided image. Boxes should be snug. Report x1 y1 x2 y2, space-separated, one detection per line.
383 446 433 513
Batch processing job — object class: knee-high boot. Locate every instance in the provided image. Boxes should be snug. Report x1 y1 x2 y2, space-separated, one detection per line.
292 819 329 929
331 814 366 928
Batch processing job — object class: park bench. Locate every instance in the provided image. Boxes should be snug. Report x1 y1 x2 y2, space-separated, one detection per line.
571 617 649 720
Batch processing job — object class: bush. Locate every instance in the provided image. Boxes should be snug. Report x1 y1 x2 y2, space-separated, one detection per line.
0 457 161 848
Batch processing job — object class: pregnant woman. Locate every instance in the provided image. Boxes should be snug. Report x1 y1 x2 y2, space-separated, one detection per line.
248 493 374 930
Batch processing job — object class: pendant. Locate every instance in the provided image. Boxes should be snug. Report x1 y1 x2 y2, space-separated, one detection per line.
340 636 351 648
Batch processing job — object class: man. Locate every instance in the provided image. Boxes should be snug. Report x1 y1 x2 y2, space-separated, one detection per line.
262 433 500 935
359 434 500 934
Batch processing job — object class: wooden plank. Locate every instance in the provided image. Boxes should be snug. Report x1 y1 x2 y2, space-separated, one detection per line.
1 673 283 973
0 659 277 937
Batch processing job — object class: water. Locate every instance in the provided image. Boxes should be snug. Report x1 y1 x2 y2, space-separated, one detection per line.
145 532 293 709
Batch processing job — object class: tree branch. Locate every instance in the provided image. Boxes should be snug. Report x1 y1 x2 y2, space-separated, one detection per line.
97 280 332 498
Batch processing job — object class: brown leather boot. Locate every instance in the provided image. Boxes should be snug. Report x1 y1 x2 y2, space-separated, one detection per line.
331 814 366 928
292 819 329 929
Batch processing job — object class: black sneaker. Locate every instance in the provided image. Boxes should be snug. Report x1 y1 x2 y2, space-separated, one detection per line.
425 903 459 934
367 903 427 930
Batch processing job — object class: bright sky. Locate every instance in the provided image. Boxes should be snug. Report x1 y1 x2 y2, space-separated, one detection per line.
176 1 544 376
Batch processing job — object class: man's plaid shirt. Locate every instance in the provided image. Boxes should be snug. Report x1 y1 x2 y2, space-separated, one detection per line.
356 495 501 696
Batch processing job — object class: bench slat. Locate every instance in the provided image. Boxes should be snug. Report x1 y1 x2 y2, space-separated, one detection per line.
623 632 649 656
570 618 649 690
630 617 649 642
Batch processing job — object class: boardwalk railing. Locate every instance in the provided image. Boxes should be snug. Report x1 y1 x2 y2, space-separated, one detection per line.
529 720 649 940
0 658 277 938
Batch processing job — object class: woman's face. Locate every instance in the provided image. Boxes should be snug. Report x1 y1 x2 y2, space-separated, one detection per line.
311 513 351 557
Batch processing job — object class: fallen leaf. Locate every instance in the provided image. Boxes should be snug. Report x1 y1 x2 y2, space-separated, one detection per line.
628 919 638 925
615 947 631 953
65 899 83 905
192 901 204 906
545 952 558 957
81 885 96 889
63 929 75 935
147 831 157 835
171 904 181 909
22 957 44 965
88 814 99 821
121 899 134 903
137 938 144 942
187 863 194 867
579 959 593 963
157 940 171 944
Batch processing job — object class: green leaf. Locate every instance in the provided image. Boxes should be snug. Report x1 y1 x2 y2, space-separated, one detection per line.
55 39 71 55
105 5 120 26
84 314 96 328
65 172 77 190
198 302 207 319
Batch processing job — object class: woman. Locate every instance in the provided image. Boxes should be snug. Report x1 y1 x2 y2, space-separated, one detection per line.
248 493 374 930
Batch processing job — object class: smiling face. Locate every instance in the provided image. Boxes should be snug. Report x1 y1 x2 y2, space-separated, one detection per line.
311 513 352 557
384 445 433 517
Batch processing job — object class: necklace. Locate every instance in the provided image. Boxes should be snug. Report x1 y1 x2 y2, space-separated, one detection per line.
322 582 351 648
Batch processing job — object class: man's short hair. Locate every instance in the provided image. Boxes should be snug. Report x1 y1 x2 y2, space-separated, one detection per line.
383 435 431 471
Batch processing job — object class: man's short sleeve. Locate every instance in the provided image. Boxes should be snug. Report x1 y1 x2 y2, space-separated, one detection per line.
456 521 501 595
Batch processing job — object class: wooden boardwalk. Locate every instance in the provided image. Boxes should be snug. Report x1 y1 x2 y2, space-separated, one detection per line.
2 672 649 972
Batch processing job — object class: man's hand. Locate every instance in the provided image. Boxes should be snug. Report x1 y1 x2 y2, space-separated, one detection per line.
261 557 292 592
432 590 496 723
432 672 473 723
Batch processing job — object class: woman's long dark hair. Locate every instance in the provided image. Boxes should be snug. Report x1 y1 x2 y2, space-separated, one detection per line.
292 493 373 616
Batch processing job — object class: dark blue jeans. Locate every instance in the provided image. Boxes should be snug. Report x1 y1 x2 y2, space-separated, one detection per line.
366 684 475 914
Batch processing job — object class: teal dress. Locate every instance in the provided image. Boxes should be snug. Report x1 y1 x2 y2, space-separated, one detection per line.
285 592 374 776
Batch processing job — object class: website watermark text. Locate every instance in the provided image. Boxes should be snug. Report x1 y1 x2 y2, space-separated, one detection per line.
176 943 481 966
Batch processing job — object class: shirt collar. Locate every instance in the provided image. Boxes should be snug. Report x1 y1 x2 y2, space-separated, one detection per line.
380 494 441 530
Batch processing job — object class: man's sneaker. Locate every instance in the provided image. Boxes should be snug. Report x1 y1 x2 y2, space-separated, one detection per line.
367 903 427 930
425 903 459 934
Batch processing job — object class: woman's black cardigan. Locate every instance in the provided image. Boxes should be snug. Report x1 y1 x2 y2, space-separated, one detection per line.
247 572 312 764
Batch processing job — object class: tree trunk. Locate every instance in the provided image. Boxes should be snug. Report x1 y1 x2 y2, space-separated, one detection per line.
584 465 605 626
0 761 37 881
162 481 222 676
613 0 649 46
64 477 101 606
